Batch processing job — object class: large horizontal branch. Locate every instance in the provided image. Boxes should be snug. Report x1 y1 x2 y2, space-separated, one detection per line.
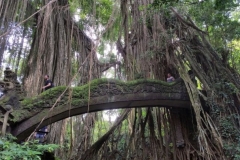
98 61 121 72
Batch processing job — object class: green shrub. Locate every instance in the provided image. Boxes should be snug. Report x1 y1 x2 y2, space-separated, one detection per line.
0 134 58 160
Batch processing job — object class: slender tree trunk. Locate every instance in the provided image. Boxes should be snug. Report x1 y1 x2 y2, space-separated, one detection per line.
15 27 27 74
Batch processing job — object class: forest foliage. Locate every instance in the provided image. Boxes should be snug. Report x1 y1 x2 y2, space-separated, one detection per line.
0 134 58 160
1 0 240 159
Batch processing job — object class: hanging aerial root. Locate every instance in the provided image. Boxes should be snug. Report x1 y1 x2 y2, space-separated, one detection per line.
171 52 224 159
78 109 131 160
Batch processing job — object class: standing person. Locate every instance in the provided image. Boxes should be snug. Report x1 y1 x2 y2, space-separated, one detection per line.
42 75 53 90
35 126 48 143
167 73 175 82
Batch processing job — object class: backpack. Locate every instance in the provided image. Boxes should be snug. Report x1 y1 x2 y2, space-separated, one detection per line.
51 82 54 87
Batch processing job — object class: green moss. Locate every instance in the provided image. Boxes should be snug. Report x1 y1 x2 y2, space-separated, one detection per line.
13 78 182 122
21 98 35 108
0 96 10 106
71 99 88 106
20 87 66 107
11 109 31 122
20 78 180 109
126 78 177 86
40 86 67 99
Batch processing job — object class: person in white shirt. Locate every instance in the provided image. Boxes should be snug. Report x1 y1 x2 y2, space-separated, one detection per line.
167 73 175 82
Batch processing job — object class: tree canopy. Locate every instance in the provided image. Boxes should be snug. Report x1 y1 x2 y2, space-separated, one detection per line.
1 0 240 159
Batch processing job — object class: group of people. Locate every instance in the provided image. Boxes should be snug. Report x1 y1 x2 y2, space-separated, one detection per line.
34 75 54 143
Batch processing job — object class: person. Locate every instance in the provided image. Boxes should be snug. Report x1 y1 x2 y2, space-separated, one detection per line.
167 73 175 82
35 126 48 143
42 75 53 90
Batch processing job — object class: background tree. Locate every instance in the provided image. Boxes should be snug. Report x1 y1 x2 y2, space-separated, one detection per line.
1 0 240 159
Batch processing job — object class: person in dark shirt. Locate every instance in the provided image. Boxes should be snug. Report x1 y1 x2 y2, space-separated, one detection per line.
42 75 53 90
35 126 48 143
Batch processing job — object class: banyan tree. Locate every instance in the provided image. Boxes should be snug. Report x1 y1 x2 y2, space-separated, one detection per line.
0 0 240 159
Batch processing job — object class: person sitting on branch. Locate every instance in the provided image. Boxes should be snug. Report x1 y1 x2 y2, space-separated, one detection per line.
167 73 175 82
42 75 54 91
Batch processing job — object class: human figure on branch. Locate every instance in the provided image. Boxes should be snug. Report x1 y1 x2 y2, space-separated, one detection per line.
35 126 48 143
42 75 54 91
167 73 175 82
